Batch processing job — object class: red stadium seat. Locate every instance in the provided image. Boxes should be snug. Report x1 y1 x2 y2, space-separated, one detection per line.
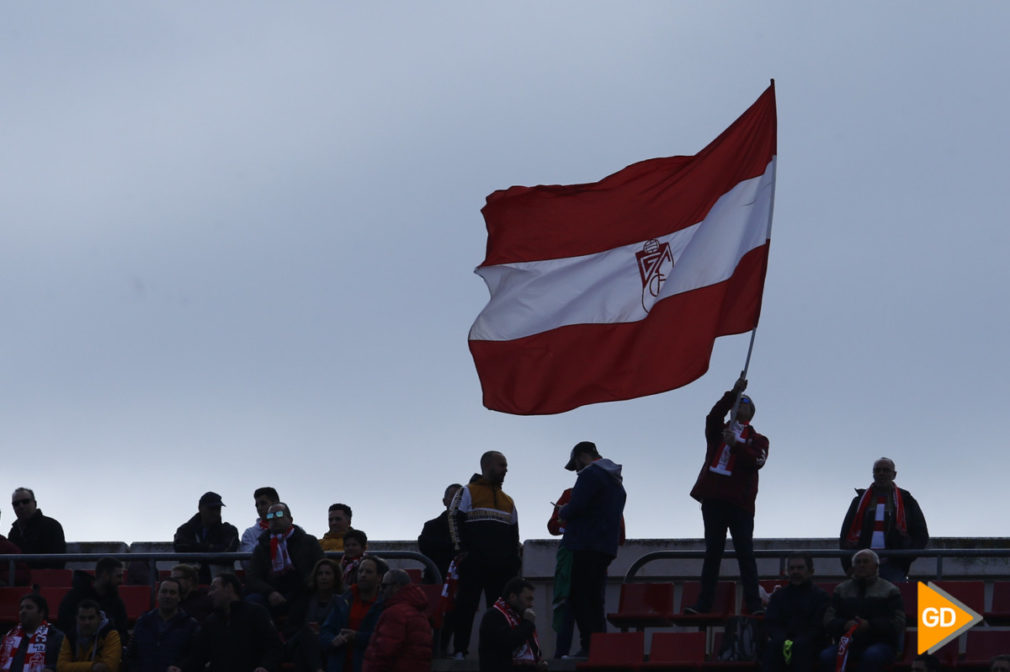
958 629 1010 670
933 581 984 615
119 585 154 623
576 631 645 671
607 583 675 632
29 569 73 587
985 581 1010 625
643 631 706 670
0 587 24 625
671 582 736 628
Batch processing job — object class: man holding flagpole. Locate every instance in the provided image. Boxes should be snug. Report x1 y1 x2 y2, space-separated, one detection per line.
688 376 769 615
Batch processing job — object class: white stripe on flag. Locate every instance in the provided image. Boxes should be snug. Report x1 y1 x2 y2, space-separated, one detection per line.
470 158 775 342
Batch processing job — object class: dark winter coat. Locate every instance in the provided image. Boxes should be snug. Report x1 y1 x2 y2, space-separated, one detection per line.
247 525 324 601
187 600 282 672
8 509 66 569
839 486 929 575
765 581 830 647
824 576 905 651
478 604 540 672
126 608 199 672
56 571 128 641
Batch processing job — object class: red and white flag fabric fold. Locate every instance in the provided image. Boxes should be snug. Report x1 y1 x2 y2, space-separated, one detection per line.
469 83 777 415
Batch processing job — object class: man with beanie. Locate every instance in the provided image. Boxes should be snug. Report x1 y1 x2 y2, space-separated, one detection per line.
558 441 626 655
688 376 769 615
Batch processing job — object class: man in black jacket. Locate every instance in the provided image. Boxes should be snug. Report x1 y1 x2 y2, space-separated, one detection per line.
8 488 66 570
763 553 829 672
839 458 928 582
57 557 128 641
173 492 239 584
188 573 282 672
418 483 463 584
478 577 546 672
247 503 323 615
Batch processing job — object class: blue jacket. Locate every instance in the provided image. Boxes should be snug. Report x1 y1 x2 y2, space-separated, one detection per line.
559 458 626 558
319 588 383 672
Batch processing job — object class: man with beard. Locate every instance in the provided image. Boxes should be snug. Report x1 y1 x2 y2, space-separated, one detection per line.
0 594 64 672
478 577 547 672
448 451 521 659
189 573 282 672
247 502 324 615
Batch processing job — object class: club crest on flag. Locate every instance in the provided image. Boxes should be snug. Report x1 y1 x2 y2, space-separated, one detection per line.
635 238 674 313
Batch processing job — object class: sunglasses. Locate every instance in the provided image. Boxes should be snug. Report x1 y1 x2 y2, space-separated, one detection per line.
12 499 32 507
265 511 287 520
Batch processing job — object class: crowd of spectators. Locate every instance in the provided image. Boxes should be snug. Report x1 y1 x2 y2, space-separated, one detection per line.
0 380 1006 672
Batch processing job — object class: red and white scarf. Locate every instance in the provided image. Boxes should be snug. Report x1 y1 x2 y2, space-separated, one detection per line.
270 526 296 574
835 624 859 672
491 597 541 666
708 421 754 476
341 555 361 586
844 485 907 546
0 622 51 672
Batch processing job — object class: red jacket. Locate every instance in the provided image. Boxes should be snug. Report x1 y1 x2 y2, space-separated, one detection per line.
690 390 769 515
362 584 432 672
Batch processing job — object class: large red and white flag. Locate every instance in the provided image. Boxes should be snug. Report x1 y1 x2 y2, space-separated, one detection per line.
469 83 777 415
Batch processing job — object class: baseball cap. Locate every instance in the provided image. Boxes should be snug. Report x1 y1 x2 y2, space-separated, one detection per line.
199 491 225 508
565 441 601 471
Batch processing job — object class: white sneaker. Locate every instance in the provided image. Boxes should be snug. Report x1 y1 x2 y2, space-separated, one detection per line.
453 652 465 660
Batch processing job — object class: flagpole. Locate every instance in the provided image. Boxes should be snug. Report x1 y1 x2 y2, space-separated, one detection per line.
732 79 777 422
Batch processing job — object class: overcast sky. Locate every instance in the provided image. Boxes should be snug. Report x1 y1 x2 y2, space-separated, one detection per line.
2 3 1007 546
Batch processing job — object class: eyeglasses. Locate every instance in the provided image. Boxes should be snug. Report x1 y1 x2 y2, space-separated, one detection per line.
265 511 287 520
12 499 31 507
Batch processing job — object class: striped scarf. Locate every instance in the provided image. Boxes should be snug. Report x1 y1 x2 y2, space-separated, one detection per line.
844 485 907 546
0 622 51 672
492 597 541 666
269 526 295 574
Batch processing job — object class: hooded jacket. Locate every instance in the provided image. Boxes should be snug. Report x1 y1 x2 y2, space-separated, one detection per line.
58 612 122 672
558 458 627 558
362 584 432 672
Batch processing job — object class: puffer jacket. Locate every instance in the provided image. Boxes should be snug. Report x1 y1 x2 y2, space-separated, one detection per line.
362 585 432 672
824 575 905 650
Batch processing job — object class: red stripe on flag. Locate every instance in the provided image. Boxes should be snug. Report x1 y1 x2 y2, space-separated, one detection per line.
480 84 776 265
469 245 769 415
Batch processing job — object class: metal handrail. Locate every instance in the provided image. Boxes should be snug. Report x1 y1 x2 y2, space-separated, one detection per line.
623 547 1010 582
3 550 442 591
